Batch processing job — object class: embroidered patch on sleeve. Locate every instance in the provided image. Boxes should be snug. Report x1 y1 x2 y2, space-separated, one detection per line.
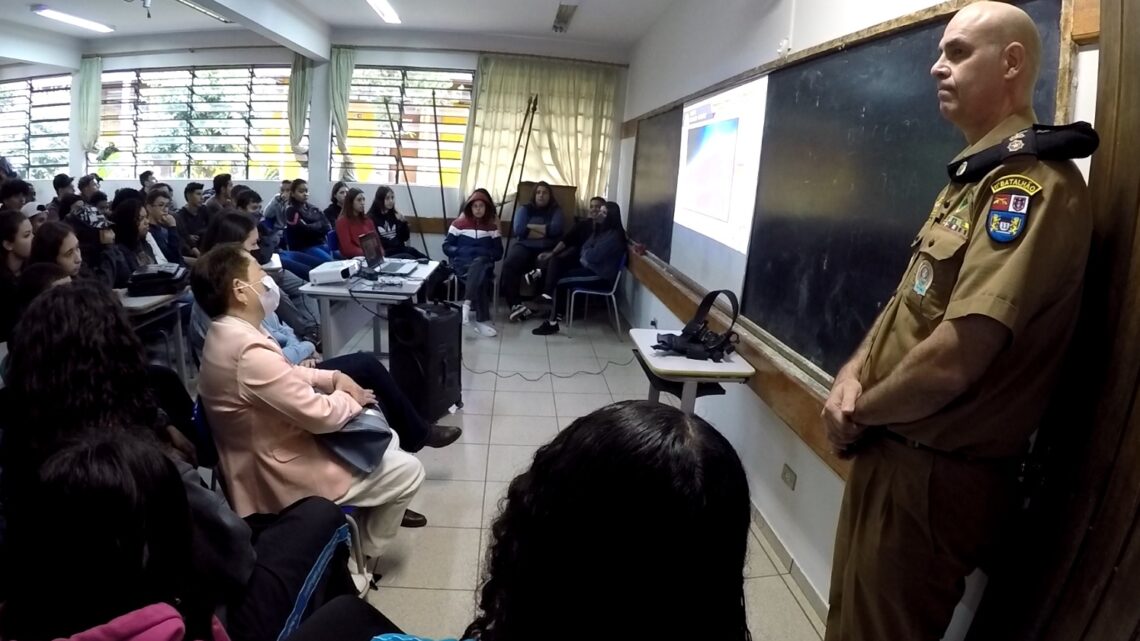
987 174 1042 243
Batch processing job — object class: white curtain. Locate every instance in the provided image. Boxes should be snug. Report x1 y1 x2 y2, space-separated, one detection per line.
75 57 103 153
329 46 357 181
288 53 313 156
460 54 620 215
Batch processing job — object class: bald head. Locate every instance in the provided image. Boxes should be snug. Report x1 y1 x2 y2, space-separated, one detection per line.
932 1 1042 143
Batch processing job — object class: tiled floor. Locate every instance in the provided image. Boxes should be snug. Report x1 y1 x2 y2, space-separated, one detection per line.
341 310 824 640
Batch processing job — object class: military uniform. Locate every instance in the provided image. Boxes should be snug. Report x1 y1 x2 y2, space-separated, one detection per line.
825 110 1093 641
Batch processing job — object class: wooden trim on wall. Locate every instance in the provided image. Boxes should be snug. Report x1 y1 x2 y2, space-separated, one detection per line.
627 250 852 479
1072 0 1100 44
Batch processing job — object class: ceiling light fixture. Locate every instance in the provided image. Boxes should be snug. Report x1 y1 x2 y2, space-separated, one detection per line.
173 0 233 24
30 4 115 33
365 0 401 24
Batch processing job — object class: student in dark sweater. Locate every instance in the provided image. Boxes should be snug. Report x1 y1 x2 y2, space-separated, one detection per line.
443 189 502 338
532 200 628 336
176 182 211 250
366 186 426 260
0 210 32 342
283 179 333 261
503 182 564 322
324 181 348 226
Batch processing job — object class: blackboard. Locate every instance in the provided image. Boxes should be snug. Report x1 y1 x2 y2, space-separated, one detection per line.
740 0 1061 375
627 106 683 262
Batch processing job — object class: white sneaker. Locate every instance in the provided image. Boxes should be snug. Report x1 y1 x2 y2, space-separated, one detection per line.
475 321 498 337
461 300 471 325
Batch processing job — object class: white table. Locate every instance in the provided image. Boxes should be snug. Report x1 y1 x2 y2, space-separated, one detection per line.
301 260 441 357
629 328 755 415
119 289 190 385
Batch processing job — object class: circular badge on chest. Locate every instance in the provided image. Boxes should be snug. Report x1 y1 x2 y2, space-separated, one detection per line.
913 259 934 297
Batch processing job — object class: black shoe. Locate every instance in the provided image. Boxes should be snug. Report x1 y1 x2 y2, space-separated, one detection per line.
425 424 462 448
401 509 427 528
509 304 529 322
532 320 560 336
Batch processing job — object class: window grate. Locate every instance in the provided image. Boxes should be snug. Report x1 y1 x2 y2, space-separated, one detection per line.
0 74 72 180
88 66 309 181
331 67 473 187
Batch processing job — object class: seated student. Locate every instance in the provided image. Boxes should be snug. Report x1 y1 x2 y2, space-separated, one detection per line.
335 188 377 258
525 195 604 286
263 179 292 242
0 209 32 341
201 211 322 347
325 180 348 226
14 262 71 311
66 200 133 289
204 173 234 215
503 181 564 322
45 173 74 220
177 182 211 250
237 189 319 282
28 220 83 278
2 429 373 641
145 189 189 265
110 198 161 271
443 189 503 338
0 179 33 213
140 169 158 192
531 200 628 336
192 244 426 560
367 186 426 260
283 179 334 261
77 172 101 202
362 401 753 641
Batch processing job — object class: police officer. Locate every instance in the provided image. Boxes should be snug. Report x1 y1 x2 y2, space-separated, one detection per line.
821 3 1095 640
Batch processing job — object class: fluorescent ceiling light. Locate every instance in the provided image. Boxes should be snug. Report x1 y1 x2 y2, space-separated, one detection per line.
365 0 401 24
30 4 114 33
174 0 233 24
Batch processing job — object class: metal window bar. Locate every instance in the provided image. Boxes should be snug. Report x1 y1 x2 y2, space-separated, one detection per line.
0 74 71 180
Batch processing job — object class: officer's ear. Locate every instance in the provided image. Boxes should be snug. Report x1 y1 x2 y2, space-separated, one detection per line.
1002 41 1028 81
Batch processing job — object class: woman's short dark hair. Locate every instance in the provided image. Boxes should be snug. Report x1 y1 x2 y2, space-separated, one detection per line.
191 243 253 318
341 187 365 221
0 429 201 640
29 220 75 265
330 180 348 204
467 401 752 641
213 173 232 192
236 190 263 211
110 199 144 251
14 262 69 313
200 211 255 253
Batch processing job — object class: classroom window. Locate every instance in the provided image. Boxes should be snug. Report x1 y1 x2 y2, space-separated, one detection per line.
331 67 473 187
0 75 72 180
89 66 308 181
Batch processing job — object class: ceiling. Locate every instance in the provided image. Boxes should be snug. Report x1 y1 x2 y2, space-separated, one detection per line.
0 0 241 37
296 0 673 45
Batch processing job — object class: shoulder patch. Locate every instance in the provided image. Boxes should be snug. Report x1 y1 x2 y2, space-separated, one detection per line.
987 174 1041 243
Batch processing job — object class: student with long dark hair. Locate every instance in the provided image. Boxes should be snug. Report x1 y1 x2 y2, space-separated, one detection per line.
335 188 376 258
325 180 348 226
284 179 333 261
29 220 83 277
110 198 158 271
0 209 33 341
531 200 628 335
359 401 754 641
443 189 502 338
503 182 564 322
366 186 425 260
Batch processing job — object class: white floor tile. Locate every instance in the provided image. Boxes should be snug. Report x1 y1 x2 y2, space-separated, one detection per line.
745 530 780 578
494 371 553 393
436 412 492 445
486 444 540 482
497 353 550 372
369 588 477 640
461 369 497 391
418 444 488 482
493 391 557 417
550 372 611 394
547 343 594 362
549 356 601 375
489 415 559 446
782 574 827 639
498 336 550 355
375 526 482 590
744 576 823 641
457 390 495 415
557 416 577 431
462 352 499 372
554 392 614 419
409 480 486 529
481 481 509 529
605 372 651 395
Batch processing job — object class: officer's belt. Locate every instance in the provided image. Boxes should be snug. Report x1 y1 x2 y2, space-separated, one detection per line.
881 429 1023 471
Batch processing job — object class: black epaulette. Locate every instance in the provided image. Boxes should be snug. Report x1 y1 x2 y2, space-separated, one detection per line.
946 121 1099 183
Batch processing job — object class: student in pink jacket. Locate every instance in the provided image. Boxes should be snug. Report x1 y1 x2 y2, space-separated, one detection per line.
191 244 423 565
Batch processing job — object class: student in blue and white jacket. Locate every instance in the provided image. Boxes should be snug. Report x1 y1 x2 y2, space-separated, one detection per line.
442 189 503 338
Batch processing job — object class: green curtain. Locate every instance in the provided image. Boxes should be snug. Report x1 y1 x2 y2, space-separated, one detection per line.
75 57 103 153
288 53 313 156
329 46 357 181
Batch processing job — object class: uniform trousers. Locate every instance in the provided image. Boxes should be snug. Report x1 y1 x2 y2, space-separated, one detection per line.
334 429 425 560
825 436 1019 641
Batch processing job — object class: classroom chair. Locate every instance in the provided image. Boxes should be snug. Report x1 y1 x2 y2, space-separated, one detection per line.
564 252 627 335
326 229 343 260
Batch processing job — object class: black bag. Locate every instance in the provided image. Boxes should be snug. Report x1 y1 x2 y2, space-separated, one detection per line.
318 407 393 475
653 289 741 362
127 263 189 297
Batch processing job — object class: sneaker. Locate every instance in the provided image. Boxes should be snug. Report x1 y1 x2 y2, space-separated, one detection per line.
461 300 471 325
540 292 553 301
524 268 543 286
532 320 560 336
509 304 530 322
475 321 499 337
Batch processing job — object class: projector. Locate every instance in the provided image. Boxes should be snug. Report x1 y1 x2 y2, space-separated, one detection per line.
309 259 360 285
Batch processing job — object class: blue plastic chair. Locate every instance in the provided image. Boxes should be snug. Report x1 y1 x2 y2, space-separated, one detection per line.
326 229 343 260
564 252 627 334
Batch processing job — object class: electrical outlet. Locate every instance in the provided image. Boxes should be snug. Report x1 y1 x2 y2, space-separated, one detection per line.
650 318 658 328
781 464 798 491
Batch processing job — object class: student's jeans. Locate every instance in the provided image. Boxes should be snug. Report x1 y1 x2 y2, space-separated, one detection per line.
281 251 326 280
294 245 334 263
500 244 542 306
543 253 607 321
316 352 433 452
460 257 496 323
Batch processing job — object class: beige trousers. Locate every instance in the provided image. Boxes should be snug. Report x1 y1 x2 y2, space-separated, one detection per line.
335 430 425 560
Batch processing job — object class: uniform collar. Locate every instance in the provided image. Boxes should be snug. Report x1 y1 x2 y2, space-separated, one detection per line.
951 109 1037 163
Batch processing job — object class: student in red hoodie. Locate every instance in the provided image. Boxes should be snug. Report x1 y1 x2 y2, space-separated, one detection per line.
442 189 502 337
334 188 377 259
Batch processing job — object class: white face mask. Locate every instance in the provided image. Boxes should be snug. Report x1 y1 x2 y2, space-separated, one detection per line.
237 275 280 316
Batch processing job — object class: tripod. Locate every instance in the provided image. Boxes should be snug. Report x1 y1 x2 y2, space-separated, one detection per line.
383 96 432 257
499 94 539 258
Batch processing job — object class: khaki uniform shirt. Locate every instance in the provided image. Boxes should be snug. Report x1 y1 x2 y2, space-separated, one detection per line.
859 111 1092 458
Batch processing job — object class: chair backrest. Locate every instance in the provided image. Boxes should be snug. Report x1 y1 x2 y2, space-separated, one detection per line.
191 397 220 469
607 251 628 295
326 228 338 252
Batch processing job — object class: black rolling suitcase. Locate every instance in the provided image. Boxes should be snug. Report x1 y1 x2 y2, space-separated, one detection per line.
388 301 463 423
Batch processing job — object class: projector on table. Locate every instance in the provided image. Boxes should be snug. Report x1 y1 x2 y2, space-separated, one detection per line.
310 259 360 285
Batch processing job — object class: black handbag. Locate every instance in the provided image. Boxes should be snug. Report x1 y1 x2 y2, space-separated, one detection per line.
317 407 394 475
127 263 189 297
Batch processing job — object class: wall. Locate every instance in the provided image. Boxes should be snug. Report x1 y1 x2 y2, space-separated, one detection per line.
615 0 1102 621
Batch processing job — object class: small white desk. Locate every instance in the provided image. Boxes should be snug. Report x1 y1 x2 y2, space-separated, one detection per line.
118 288 190 385
301 260 440 357
629 328 755 415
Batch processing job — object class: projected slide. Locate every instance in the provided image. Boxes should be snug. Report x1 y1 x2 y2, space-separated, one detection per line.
674 76 768 255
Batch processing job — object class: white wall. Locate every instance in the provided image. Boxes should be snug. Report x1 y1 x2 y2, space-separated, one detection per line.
1071 46 1099 180
616 0 1103 619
